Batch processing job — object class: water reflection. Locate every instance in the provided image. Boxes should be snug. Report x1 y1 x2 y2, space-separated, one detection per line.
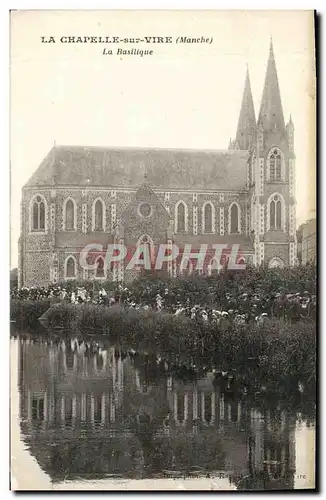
13 334 315 489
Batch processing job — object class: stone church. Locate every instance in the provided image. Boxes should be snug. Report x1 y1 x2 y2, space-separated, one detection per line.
18 40 297 287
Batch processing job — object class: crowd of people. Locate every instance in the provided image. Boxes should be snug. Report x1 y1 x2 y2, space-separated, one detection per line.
11 278 316 325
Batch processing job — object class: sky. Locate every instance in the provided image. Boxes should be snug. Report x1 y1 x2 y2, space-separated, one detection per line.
10 10 316 268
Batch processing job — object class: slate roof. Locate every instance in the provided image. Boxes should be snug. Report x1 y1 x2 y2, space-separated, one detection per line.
24 145 249 191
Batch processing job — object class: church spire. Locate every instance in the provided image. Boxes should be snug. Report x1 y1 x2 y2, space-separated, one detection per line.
235 65 256 150
258 38 285 133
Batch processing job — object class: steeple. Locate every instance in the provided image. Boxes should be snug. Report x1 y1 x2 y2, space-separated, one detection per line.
235 65 256 150
286 114 295 153
258 38 285 133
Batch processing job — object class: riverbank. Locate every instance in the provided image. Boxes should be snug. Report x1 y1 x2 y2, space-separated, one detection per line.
35 302 316 395
10 298 60 328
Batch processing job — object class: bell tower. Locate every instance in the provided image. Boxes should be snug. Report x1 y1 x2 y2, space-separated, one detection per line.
253 38 297 267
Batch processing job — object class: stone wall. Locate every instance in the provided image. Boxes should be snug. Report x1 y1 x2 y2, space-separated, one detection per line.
20 178 294 286
264 243 290 267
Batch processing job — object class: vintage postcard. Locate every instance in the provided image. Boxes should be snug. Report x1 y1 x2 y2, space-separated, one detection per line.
10 10 316 491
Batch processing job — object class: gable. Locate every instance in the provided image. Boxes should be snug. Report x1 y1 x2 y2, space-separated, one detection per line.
118 184 170 244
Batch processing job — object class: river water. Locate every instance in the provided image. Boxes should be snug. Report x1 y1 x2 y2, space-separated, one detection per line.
10 333 316 491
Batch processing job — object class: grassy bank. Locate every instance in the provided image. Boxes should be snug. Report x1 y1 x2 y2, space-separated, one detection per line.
38 302 316 395
10 299 57 328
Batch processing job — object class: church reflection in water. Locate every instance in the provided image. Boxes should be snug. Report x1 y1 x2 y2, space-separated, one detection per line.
17 337 297 488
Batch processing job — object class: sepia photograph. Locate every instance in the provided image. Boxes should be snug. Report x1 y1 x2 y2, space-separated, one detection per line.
10 9 316 491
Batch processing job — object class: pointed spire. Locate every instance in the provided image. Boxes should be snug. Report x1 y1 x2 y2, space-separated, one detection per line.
258 38 285 133
286 114 294 152
286 114 294 132
235 65 256 150
269 36 274 56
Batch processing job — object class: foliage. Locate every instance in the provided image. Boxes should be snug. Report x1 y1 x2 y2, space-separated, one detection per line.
37 302 316 395
11 263 316 306
10 299 54 328
10 265 316 392
126 263 316 308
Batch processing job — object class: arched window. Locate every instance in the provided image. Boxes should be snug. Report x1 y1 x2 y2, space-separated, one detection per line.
175 201 188 233
177 394 186 423
137 234 155 266
268 148 283 181
177 203 185 232
269 194 283 230
64 198 76 231
202 202 214 233
93 198 105 231
66 351 74 369
31 398 44 420
229 203 240 234
205 204 212 232
95 256 105 278
31 195 46 232
204 394 212 424
94 396 103 424
65 256 76 278
96 353 104 371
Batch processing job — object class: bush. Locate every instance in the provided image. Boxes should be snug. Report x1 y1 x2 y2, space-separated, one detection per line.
37 303 316 394
10 299 53 328
123 263 317 308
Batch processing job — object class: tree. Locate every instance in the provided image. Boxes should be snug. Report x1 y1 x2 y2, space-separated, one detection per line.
10 268 18 288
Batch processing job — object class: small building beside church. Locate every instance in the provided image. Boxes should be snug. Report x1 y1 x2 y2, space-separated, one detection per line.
297 219 316 265
18 40 297 287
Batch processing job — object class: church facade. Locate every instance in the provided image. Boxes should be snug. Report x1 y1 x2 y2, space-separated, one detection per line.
18 41 297 287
